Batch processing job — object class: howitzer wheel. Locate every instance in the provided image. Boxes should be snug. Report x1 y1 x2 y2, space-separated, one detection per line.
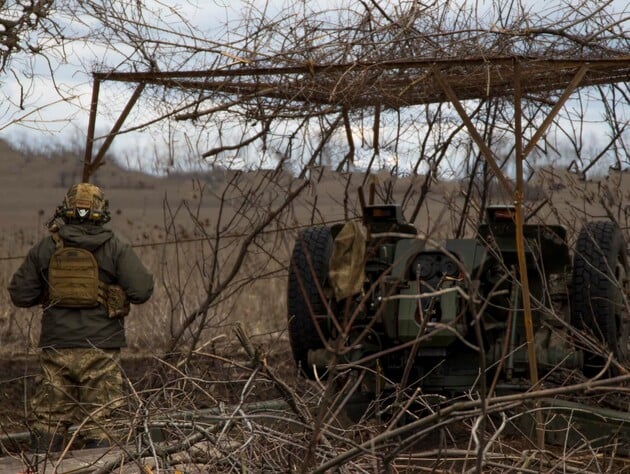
287 226 333 379
571 221 629 374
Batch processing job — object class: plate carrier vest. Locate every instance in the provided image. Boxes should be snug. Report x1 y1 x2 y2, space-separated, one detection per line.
47 229 108 308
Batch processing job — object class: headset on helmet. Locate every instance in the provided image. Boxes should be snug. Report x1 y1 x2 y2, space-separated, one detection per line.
55 183 111 224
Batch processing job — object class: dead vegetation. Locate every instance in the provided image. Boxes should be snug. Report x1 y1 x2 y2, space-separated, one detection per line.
1 149 630 473
1 0 630 472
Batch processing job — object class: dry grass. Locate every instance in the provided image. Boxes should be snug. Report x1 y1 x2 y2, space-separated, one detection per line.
1 145 630 472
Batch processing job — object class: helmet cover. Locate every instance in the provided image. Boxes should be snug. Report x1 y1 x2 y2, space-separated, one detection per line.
60 183 110 223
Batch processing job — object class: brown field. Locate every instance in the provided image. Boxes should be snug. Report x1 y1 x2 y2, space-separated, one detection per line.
2 139 628 354
1 139 630 471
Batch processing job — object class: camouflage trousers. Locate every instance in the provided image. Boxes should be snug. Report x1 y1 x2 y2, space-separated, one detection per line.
30 347 123 444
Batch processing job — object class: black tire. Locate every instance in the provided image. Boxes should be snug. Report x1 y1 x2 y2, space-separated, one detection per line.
287 226 333 379
571 221 628 373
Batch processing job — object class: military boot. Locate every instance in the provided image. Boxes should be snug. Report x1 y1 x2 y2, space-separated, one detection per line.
27 431 66 473
29 431 66 453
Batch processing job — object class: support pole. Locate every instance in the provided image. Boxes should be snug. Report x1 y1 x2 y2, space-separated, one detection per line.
513 60 539 389
89 83 146 174
431 66 513 198
513 60 544 449
522 65 589 159
82 78 101 182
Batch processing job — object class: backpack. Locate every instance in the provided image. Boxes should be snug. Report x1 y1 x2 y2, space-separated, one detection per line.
47 231 108 308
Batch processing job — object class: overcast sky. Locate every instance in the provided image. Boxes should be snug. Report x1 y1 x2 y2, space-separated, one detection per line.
1 0 627 176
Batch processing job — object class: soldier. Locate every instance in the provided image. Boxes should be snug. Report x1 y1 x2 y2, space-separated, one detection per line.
8 183 154 452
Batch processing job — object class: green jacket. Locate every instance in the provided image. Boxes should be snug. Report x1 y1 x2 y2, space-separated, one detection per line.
8 223 154 349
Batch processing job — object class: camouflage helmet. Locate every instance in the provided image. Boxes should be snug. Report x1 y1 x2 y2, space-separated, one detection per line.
57 183 110 224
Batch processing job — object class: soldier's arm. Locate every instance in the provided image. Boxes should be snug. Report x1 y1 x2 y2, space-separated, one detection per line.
115 243 154 305
8 246 46 308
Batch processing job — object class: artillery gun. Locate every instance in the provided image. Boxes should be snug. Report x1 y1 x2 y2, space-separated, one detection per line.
287 201 629 404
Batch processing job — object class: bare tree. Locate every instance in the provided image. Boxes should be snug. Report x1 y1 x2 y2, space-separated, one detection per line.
1 1 630 472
